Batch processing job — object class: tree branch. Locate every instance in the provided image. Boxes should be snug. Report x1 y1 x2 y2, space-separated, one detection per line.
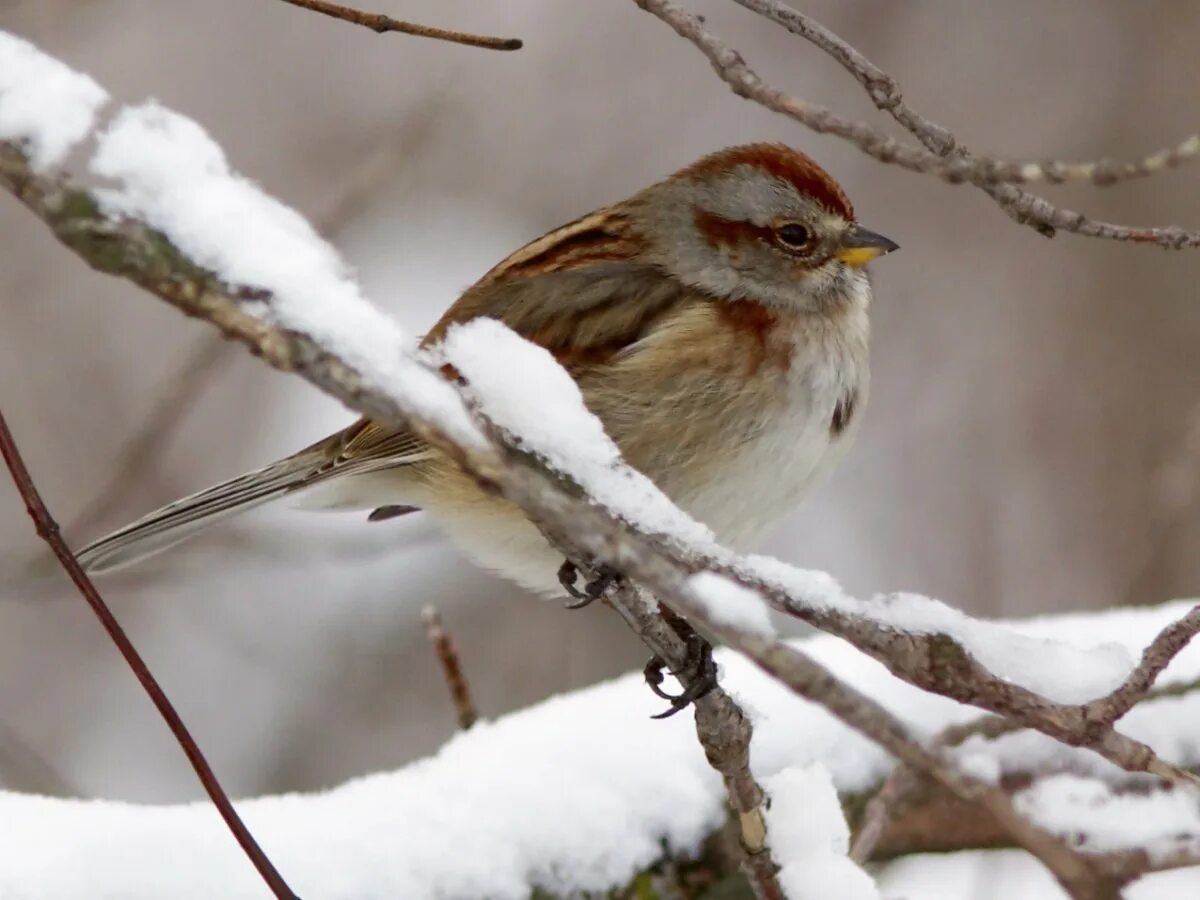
631 0 1200 247
421 606 478 731
733 0 1200 187
1084 603 1200 727
276 0 522 51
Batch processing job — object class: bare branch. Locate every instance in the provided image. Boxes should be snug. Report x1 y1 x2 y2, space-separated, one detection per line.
421 606 478 730
849 763 920 864
733 0 1200 188
277 0 522 51
632 0 1200 247
0 405 297 899
1084 603 1200 727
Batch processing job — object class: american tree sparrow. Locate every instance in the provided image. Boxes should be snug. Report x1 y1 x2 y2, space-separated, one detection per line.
78 144 898 598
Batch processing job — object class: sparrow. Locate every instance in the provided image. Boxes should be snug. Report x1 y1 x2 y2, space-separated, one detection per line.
77 143 897 597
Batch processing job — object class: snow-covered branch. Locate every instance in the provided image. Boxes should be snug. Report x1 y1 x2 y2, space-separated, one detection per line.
4 27 1200 900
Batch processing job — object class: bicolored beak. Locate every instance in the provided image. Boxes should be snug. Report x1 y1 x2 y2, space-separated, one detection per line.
836 226 899 267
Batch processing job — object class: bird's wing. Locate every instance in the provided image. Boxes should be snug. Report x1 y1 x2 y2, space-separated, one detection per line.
324 205 691 474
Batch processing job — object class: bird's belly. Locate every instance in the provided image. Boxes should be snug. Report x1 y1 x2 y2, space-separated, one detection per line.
658 398 851 549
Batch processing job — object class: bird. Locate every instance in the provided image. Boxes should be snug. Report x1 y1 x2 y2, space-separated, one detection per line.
77 143 897 598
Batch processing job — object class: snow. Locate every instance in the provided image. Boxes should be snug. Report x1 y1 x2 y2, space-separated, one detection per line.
744 555 1139 705
2 600 1198 898
436 317 717 547
687 571 776 637
878 849 1066 899
764 764 880 900
0 30 108 170
0 674 722 900
955 751 1002 785
1016 774 1200 858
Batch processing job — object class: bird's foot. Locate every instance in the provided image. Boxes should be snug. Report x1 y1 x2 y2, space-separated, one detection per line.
558 560 621 609
644 633 718 719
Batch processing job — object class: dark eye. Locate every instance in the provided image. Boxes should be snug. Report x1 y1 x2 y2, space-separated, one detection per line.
775 222 812 249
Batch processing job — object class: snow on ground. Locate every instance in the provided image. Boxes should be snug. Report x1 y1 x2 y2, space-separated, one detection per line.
1 601 1198 899
0 31 108 170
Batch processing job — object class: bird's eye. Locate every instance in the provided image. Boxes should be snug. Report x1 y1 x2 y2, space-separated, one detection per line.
775 222 812 249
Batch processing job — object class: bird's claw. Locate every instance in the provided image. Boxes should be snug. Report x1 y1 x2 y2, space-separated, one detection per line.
558 560 620 609
644 634 718 719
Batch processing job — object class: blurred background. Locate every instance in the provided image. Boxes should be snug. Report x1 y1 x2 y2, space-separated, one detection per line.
1 0 1198 804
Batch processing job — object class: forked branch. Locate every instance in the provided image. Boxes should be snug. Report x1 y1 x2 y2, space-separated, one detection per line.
633 0 1200 248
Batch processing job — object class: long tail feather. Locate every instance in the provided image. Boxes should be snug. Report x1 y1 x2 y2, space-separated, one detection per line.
76 453 326 573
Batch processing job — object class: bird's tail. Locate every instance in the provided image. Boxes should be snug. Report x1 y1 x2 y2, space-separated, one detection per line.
76 452 328 574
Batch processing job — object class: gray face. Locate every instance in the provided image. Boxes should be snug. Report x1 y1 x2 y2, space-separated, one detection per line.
633 165 863 312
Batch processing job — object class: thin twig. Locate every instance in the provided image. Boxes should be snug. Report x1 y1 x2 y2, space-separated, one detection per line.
848 764 919 864
1084 603 1200 727
632 0 1200 247
276 0 522 51
0 407 297 899
420 606 477 730
732 0 1200 188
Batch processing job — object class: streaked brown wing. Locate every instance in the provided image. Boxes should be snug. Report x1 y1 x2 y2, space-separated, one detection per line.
421 205 673 363
324 204 688 472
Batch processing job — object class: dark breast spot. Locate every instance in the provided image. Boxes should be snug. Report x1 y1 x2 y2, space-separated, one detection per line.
831 389 858 437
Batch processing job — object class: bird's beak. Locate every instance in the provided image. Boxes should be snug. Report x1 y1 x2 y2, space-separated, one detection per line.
836 226 899 267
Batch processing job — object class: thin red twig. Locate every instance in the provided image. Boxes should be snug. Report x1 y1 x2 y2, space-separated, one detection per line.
0 407 298 900
421 606 477 730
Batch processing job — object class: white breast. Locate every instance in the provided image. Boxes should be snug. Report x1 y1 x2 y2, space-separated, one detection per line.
677 303 870 548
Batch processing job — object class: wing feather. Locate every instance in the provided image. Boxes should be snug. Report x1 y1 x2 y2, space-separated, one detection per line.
327 204 690 468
